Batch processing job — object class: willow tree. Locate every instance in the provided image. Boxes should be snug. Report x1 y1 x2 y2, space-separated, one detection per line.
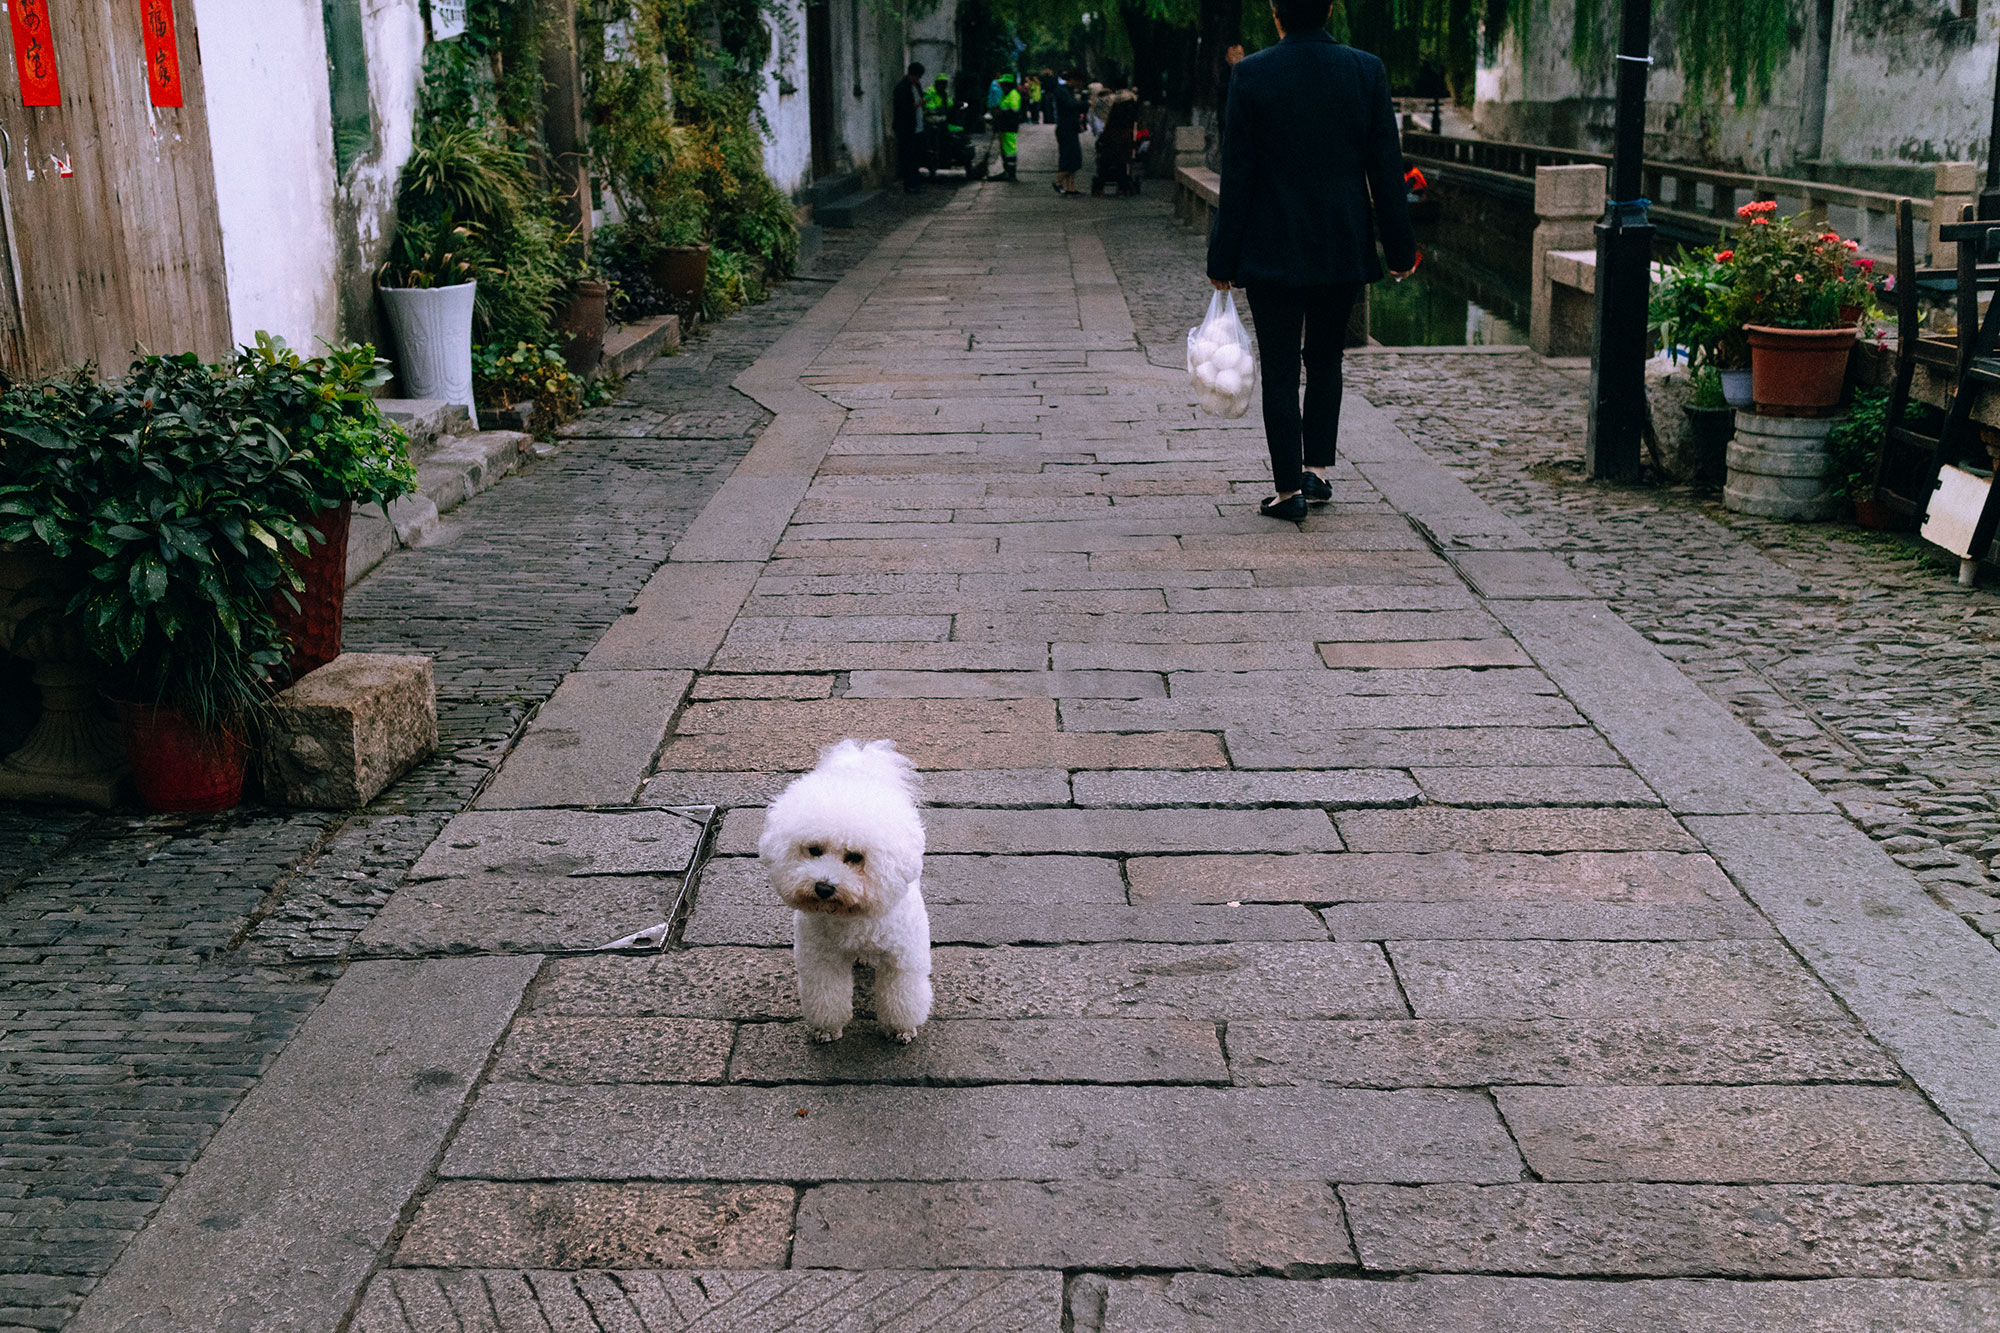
1486 0 1795 106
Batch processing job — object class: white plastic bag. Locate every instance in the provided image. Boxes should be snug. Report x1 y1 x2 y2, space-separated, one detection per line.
1187 291 1257 419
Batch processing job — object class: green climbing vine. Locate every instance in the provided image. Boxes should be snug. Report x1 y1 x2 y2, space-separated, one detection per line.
581 0 800 321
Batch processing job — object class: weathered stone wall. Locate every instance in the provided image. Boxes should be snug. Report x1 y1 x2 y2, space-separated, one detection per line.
1473 0 1995 178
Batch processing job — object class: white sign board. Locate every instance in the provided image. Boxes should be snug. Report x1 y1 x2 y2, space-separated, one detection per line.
428 0 467 40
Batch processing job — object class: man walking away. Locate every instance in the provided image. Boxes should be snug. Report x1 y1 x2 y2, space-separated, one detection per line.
1207 0 1415 520
893 62 927 195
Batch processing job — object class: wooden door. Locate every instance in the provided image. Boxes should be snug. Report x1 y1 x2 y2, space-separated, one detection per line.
805 0 835 180
0 0 229 379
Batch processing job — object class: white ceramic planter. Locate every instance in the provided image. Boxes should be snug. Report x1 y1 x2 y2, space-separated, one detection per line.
379 281 478 427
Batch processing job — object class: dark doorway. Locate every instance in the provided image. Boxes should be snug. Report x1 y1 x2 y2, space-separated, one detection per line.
806 0 836 179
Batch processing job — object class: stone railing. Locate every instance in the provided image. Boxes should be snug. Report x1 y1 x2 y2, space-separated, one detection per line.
1403 130 1972 268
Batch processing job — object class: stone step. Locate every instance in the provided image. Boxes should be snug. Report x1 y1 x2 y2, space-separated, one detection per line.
348 430 533 586
376 398 472 460
601 314 681 380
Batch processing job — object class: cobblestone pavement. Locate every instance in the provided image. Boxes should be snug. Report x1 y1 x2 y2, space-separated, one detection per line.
0 197 936 1332
45 133 2000 1331
1100 191 2000 949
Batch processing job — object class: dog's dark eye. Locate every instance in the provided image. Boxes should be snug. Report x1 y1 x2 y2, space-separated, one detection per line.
806 844 823 858
843 851 865 866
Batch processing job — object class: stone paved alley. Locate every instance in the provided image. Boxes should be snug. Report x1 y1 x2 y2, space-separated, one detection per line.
17 129 2000 1330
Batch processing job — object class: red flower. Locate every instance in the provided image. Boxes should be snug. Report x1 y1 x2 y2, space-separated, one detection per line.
1856 257 1875 272
1735 199 1778 219
1716 250 1734 261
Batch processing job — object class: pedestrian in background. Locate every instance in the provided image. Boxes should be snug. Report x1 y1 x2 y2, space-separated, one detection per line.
892 62 927 195
994 79 1024 181
1206 0 1415 520
1052 70 1084 196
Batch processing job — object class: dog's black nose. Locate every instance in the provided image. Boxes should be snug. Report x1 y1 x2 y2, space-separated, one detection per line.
814 881 837 899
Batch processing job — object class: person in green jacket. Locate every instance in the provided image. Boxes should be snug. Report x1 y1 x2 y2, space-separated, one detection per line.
995 79 1023 181
923 77 952 175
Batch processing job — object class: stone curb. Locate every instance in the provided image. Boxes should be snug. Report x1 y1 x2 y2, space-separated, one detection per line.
348 429 534 587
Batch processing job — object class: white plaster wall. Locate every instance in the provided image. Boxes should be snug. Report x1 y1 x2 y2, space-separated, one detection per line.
193 0 341 348
1820 4 1997 165
194 0 426 350
761 0 814 194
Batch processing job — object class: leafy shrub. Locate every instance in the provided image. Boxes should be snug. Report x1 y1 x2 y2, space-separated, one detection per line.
0 341 414 726
473 342 585 424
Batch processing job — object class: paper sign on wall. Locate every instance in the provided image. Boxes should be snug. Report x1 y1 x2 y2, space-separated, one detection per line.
7 0 61 107
140 0 182 107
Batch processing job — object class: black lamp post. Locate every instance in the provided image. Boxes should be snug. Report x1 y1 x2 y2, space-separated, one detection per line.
1585 0 1656 482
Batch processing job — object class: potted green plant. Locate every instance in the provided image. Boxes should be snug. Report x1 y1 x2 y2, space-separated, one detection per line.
1649 247 1743 470
555 229 611 378
1723 201 1878 412
0 355 327 811
378 217 480 425
233 333 417 680
646 190 713 317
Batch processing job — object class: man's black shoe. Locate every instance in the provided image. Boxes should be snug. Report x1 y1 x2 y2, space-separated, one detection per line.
1300 471 1333 503
1259 494 1309 521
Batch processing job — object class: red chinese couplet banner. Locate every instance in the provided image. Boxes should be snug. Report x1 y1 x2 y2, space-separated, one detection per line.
140 0 181 107
8 0 60 107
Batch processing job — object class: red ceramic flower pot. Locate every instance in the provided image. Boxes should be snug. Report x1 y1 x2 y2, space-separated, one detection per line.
113 700 246 813
557 280 609 378
273 502 351 683
1745 324 1858 413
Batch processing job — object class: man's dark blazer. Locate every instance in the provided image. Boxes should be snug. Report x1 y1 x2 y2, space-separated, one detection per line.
1206 30 1417 288
892 78 921 135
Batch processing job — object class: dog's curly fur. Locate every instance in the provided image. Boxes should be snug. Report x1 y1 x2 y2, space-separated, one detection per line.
759 739 931 1044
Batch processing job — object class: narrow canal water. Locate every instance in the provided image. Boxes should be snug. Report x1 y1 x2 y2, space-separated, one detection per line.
1370 236 1532 346
1368 179 1536 346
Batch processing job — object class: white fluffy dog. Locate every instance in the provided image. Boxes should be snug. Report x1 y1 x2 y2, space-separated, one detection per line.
758 739 931 1044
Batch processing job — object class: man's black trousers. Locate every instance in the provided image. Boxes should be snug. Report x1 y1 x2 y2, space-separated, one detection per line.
1246 283 1362 494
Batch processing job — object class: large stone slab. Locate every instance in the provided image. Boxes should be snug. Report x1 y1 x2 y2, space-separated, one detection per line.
1412 765 1661 807
1687 812 2000 1174
256 652 437 809
1070 769 1420 808
642 768 1073 808
530 942 1407 1021
1336 808 1699 853
660 727 1226 772
1389 940 1849 1021
1063 693 1583 733
1226 1017 1899 1087
1127 851 1738 905
1321 901 1773 940
580 561 762 670
66 957 539 1333
729 1019 1228 1084
1490 599 1832 815
354 1269 1060 1333
475 669 689 808
490 1016 734 1083
1229 725 1618 770
1495 1085 1997 1183
1318 639 1533 669
1341 1182 2000 1277
357 873 678 955
794 1179 1352 1273
902 807 1341 855
396 1181 794 1268
441 1084 1522 1183
686 896 1326 947
1086 1271 2000 1331
846 669 1166 698
409 808 705 880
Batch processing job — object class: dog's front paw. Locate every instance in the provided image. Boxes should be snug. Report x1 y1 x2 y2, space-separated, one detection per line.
809 1026 843 1044
888 1028 917 1044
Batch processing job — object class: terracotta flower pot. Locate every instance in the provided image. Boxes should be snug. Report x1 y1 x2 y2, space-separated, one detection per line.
272 502 352 685
557 280 609 378
113 699 246 813
1746 324 1859 413
649 244 710 317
